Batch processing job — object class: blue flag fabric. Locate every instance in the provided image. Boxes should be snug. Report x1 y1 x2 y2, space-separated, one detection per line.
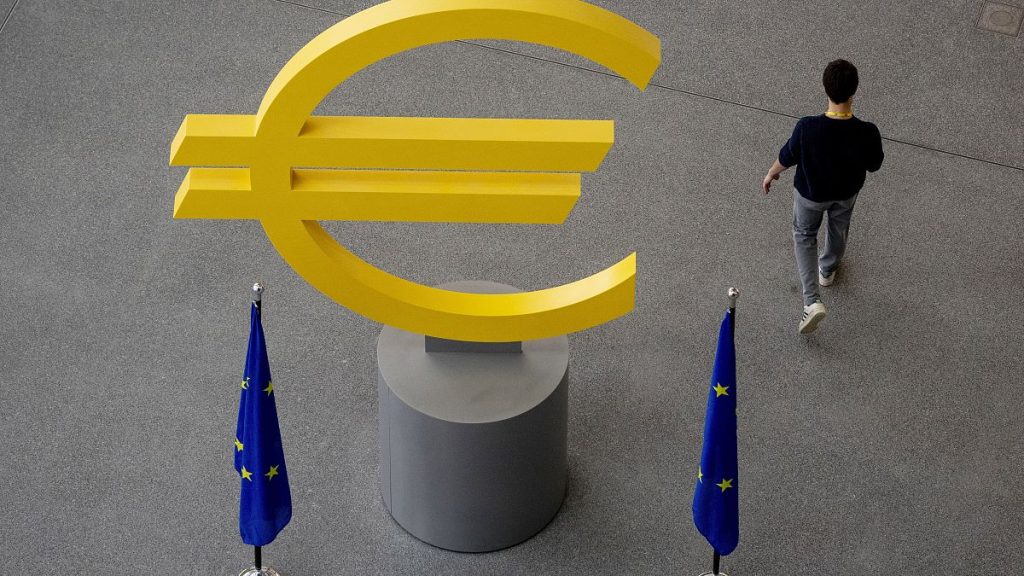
234 303 292 546
692 309 739 555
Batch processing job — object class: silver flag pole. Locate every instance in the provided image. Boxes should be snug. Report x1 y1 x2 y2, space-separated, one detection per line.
699 287 739 576
239 282 281 576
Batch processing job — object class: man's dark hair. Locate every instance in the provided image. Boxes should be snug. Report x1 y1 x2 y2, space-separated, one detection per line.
822 59 859 104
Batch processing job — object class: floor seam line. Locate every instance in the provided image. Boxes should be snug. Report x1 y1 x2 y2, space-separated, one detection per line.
263 0 1024 174
0 0 21 37
267 0 339 16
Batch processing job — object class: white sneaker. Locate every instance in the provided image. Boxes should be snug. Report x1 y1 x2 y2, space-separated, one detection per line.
819 269 835 287
799 302 826 334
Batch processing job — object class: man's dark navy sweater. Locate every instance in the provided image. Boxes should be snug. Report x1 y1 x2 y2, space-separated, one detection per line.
779 115 884 202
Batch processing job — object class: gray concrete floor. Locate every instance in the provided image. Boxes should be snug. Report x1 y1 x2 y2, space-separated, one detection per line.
1 0 1022 574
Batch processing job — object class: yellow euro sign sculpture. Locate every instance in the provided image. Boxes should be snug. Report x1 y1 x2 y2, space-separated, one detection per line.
170 0 661 342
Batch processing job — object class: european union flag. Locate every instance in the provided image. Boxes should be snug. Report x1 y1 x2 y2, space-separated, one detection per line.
234 303 292 546
692 309 739 555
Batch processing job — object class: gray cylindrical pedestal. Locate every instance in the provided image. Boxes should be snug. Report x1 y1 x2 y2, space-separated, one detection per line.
376 282 569 552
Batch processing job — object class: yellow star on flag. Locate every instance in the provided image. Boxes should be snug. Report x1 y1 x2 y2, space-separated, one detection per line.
234 438 244 452
241 377 249 390
698 466 703 483
716 478 734 492
713 383 729 397
240 466 253 481
265 465 280 481
263 381 274 396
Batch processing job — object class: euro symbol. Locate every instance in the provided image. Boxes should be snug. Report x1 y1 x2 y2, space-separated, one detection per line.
170 0 661 342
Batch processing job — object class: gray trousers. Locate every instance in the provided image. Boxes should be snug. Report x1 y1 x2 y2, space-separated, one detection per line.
793 190 858 306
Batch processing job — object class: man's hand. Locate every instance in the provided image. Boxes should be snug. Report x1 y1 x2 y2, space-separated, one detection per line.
762 159 788 194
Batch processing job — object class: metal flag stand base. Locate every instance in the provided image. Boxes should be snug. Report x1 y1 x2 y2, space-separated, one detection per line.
239 568 280 576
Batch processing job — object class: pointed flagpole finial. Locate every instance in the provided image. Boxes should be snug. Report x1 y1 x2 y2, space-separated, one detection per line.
252 283 264 312
727 287 739 309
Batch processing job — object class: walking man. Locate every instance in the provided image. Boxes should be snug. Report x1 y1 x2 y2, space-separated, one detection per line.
762 59 884 334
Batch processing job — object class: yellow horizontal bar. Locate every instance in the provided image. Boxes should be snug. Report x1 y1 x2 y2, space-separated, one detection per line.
170 114 614 172
173 168 581 223
169 115 256 167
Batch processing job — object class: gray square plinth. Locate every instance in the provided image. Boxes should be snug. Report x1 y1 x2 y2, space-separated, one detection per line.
978 2 1023 35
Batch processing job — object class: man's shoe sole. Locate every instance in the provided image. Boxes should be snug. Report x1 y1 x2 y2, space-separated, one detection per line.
799 310 826 334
